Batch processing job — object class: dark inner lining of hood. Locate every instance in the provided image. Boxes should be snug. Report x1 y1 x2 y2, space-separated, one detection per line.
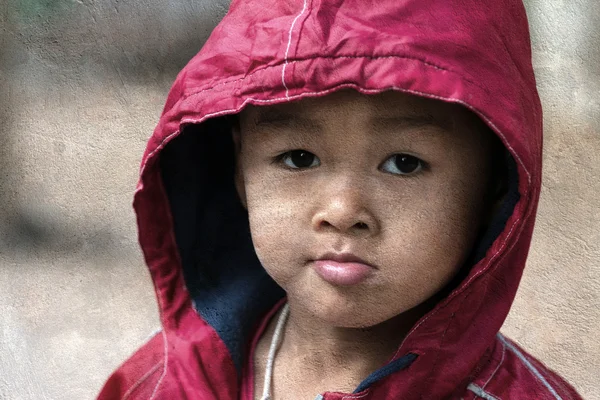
159 115 520 377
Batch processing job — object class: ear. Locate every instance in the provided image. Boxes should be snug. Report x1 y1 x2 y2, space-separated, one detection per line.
232 123 248 209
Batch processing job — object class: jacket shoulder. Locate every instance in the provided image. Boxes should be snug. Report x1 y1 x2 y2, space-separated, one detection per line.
464 334 582 400
97 330 167 400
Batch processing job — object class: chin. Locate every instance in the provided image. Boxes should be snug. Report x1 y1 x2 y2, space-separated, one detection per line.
294 288 409 329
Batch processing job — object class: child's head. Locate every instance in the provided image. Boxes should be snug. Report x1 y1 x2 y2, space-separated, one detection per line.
232 89 501 328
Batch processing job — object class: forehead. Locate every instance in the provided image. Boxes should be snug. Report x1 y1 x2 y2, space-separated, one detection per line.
241 90 475 130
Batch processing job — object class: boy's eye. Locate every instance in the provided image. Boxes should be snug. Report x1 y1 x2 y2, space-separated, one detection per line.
280 150 320 169
380 154 424 175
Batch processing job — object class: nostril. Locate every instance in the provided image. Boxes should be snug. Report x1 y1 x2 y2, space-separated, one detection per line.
316 220 370 232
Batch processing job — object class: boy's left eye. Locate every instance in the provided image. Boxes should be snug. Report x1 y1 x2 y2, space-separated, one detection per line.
380 154 424 175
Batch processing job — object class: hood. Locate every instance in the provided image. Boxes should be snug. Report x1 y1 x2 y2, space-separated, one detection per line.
133 0 542 398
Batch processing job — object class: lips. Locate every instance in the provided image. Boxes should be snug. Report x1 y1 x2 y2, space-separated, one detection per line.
312 252 376 286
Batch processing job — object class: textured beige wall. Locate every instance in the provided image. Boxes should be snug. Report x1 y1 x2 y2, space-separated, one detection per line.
0 1 598 399
501 1 600 398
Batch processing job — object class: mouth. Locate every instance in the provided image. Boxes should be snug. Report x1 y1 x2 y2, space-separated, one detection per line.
316 252 376 267
311 252 377 286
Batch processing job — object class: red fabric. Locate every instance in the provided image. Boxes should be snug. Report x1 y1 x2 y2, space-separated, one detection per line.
97 0 582 398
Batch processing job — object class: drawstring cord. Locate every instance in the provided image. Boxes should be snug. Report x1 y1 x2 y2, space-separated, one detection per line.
260 303 290 400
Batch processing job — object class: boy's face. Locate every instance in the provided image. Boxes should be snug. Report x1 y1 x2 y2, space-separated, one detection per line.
234 90 495 328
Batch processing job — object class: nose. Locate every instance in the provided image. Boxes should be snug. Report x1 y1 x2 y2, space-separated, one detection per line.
311 186 379 237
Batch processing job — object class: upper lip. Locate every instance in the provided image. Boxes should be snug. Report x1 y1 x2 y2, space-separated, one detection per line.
315 252 377 269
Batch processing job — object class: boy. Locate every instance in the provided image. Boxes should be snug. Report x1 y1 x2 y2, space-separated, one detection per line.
99 0 583 399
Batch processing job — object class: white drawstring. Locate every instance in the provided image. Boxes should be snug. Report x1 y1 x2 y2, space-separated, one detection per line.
260 303 290 400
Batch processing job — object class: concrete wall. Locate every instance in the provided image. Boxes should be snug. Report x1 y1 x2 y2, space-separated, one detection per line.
0 1 598 398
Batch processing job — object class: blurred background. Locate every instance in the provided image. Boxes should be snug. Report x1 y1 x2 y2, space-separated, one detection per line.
0 0 598 399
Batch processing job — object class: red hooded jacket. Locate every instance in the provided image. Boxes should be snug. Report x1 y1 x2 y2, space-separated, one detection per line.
98 0 583 398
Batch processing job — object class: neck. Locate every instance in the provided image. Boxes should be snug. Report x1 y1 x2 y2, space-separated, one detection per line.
279 299 428 378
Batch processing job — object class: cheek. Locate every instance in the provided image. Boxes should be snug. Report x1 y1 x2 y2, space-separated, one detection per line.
243 176 309 283
384 176 487 297
431 179 486 250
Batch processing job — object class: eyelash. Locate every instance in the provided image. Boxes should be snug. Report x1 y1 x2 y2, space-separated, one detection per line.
271 151 317 170
272 150 427 175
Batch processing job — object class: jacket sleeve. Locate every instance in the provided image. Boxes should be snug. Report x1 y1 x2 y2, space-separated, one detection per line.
97 331 166 400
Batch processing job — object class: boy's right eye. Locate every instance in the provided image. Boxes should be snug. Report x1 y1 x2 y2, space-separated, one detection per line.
277 150 320 169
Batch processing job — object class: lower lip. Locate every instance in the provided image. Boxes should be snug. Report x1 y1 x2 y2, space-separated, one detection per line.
312 260 374 286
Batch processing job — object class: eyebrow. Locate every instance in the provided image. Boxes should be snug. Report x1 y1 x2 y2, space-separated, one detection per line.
373 114 450 131
252 109 321 132
250 109 450 135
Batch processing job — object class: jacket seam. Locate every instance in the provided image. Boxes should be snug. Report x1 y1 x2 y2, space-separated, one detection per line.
497 334 562 400
285 54 452 73
467 383 501 400
181 53 487 102
148 330 169 400
121 360 163 400
540 363 573 399
482 337 506 389
341 389 371 399
281 0 309 98
418 286 473 400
